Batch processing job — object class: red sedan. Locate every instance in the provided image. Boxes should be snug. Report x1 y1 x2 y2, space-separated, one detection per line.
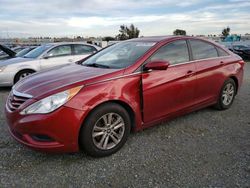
5 36 245 157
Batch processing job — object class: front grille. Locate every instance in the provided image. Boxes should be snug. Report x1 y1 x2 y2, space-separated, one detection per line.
7 91 30 111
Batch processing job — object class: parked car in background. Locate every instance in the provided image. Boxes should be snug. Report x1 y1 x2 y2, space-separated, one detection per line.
0 45 37 61
5 36 245 157
11 46 26 53
0 42 101 86
229 45 250 59
15 46 37 58
0 44 16 60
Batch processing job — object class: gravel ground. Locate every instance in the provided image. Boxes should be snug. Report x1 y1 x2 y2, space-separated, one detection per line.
0 62 249 188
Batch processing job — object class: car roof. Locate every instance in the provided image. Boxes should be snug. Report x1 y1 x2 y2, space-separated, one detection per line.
128 35 193 42
128 36 175 42
42 42 100 48
128 35 213 43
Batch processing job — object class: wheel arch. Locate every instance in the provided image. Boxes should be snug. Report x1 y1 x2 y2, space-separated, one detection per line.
81 100 136 130
78 100 136 143
14 68 36 83
229 75 238 94
78 100 136 149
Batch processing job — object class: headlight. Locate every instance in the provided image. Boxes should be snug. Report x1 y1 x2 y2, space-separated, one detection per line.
0 66 7 72
20 86 82 115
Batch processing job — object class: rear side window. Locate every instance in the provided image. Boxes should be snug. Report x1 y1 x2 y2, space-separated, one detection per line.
216 47 229 57
73 44 97 55
47 45 72 57
189 40 218 60
149 40 190 65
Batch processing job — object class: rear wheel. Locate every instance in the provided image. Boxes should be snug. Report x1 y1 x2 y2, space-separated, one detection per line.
79 103 131 157
14 70 35 83
214 78 236 110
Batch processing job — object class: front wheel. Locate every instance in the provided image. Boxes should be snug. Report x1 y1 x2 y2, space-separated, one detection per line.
79 103 131 157
214 78 236 110
14 70 35 83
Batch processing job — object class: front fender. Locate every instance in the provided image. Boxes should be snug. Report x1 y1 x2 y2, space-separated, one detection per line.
15 63 39 73
65 74 143 130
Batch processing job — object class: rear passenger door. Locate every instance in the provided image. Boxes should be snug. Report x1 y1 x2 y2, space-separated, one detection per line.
72 44 97 62
40 45 73 70
188 39 228 104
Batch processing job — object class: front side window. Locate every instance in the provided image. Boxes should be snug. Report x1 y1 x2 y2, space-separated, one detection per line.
74 44 96 55
149 40 190 65
189 40 218 60
47 45 72 57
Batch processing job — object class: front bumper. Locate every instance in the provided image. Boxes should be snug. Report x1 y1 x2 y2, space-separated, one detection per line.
0 71 15 86
5 104 85 153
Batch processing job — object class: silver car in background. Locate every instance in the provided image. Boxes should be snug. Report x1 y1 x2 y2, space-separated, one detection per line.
0 42 101 86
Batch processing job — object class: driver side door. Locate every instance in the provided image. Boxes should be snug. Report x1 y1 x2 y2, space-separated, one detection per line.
40 44 73 70
142 40 196 123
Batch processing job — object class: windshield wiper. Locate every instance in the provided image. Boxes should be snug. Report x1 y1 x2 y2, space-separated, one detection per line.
84 63 110 69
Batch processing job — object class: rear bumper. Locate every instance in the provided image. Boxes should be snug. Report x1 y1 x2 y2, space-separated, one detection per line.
5 104 85 153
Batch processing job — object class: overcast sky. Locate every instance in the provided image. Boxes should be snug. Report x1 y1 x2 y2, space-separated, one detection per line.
0 0 249 38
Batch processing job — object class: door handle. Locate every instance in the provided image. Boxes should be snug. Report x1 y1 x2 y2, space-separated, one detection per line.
220 61 225 65
68 59 74 62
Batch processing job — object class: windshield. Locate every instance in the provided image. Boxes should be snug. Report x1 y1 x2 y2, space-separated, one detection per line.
16 48 34 57
24 44 52 58
82 41 156 69
233 45 249 50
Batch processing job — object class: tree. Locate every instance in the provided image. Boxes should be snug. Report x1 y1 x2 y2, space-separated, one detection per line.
173 29 186 35
116 24 140 40
102 36 115 42
222 27 230 37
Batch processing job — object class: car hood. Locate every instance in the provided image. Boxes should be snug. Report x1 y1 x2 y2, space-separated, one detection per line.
14 64 122 99
0 44 16 57
0 57 35 66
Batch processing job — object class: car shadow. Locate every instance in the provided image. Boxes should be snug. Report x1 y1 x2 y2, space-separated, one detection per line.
0 87 11 92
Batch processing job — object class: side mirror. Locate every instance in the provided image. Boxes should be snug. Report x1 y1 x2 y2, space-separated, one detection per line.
144 60 170 71
43 55 49 59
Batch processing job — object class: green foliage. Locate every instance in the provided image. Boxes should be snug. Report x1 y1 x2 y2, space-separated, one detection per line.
222 27 230 37
173 29 186 36
102 36 115 41
116 24 140 40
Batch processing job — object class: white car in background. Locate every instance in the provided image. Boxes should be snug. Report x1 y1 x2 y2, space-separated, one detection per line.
0 42 101 86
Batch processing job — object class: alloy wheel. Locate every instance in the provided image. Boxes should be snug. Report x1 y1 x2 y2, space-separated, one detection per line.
222 83 235 106
20 72 32 80
92 113 125 150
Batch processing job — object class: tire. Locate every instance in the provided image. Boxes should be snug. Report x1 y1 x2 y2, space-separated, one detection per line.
214 78 236 110
14 70 35 84
79 103 131 157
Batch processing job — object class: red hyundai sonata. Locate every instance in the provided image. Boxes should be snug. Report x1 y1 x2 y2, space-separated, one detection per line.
5 36 245 157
